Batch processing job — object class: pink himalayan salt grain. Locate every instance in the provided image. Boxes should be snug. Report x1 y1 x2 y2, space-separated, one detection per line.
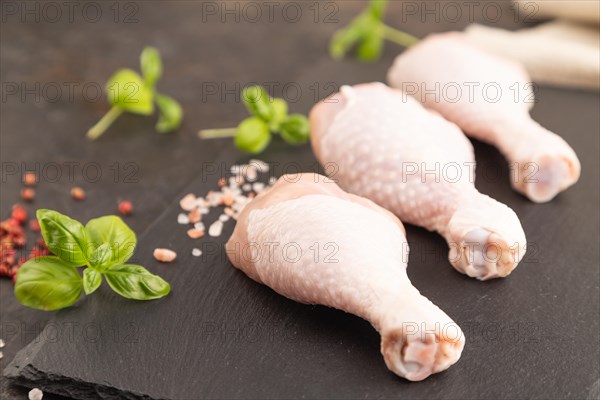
188 208 202 224
187 229 205 239
153 248 177 263
179 194 197 211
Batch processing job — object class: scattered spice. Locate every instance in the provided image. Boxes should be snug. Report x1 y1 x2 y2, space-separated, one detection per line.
28 388 43 400
187 229 205 239
70 187 86 201
29 219 40 232
20 188 35 202
188 208 201 224
118 200 133 216
192 248 202 257
153 248 177 263
208 220 224 237
1 209 51 280
179 194 197 211
175 160 275 244
23 172 38 186
11 204 27 224
177 213 189 225
222 194 234 207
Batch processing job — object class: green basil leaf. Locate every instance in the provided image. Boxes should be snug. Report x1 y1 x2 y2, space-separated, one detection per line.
234 117 271 154
329 13 374 60
104 264 170 300
37 209 89 266
356 27 385 62
368 0 388 19
90 243 113 269
15 256 82 310
140 47 163 88
155 93 183 133
269 98 288 131
105 69 154 115
241 86 273 121
279 114 311 145
85 216 136 268
83 268 102 295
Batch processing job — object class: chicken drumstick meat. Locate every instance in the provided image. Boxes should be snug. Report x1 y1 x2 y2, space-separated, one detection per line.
310 83 527 280
227 174 465 381
387 33 581 203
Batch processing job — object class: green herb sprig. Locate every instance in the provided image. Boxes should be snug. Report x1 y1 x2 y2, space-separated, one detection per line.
15 209 171 310
87 47 183 140
198 85 310 154
330 0 419 62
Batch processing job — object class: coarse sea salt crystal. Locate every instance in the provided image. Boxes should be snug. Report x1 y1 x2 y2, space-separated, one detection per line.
179 194 197 211
177 213 189 224
219 214 230 222
192 248 203 257
250 159 269 173
194 197 207 208
194 222 205 231
199 207 210 215
29 388 43 400
230 165 245 174
208 220 224 237
207 193 223 207
245 166 258 182
269 176 277 185
242 183 251 191
252 182 265 193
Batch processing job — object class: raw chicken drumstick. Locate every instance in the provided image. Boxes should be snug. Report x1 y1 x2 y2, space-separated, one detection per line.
227 174 465 381
387 32 581 203
310 83 527 280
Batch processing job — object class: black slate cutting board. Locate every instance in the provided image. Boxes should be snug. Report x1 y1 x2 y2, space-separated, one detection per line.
4 126 600 399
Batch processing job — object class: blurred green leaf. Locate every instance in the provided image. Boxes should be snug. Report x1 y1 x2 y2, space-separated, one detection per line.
155 93 183 133
105 69 154 115
235 117 271 154
242 86 273 121
279 114 310 145
140 47 163 88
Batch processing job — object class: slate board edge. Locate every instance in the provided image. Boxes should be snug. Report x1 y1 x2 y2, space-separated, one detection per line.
2 151 240 399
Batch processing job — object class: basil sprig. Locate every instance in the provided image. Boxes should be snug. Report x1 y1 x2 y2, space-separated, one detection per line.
86 47 183 140
330 0 419 62
198 85 310 154
14 209 170 311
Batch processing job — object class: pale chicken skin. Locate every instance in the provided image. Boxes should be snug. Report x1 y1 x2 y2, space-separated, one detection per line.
310 83 527 280
387 32 581 203
226 174 465 381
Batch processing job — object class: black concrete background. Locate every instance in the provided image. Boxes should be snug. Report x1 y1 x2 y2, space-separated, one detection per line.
1 1 598 399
